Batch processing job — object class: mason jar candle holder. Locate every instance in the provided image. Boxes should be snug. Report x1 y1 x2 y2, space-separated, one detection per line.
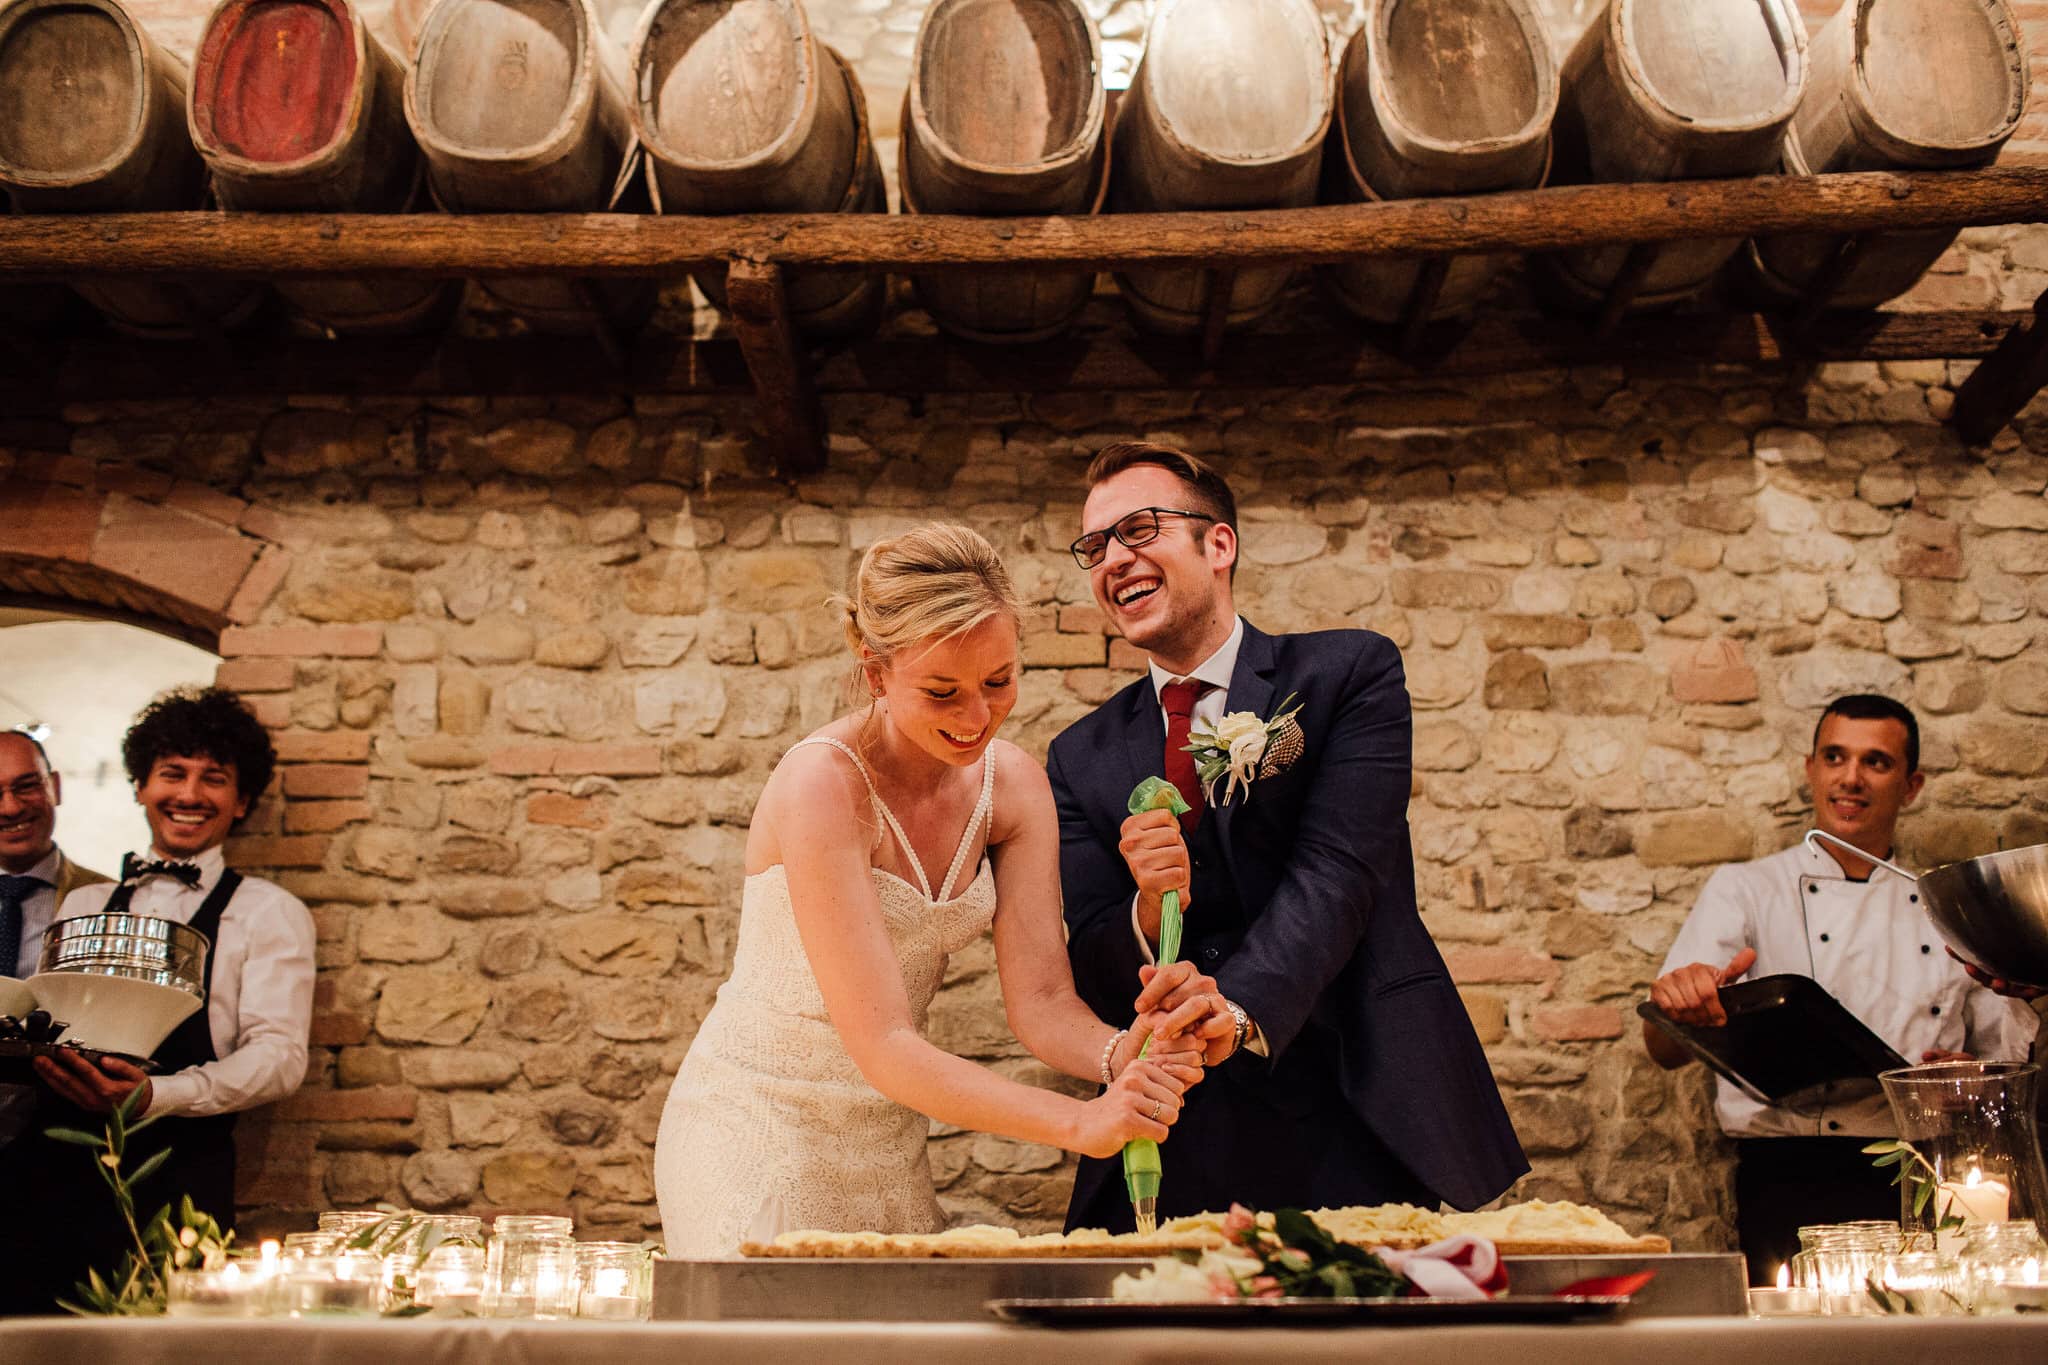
165 1263 269 1318
415 1243 487 1316
280 1251 383 1317
1958 1220 2048 1313
485 1217 577 1318
282 1231 343 1259
575 1242 655 1321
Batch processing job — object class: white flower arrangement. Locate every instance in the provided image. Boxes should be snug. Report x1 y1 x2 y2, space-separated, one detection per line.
1184 694 1305 806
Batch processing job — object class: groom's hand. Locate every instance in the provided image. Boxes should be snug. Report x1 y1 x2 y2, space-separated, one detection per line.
1119 808 1192 944
1137 963 1238 1067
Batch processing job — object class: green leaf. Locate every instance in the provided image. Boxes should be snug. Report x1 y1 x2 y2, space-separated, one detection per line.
1272 1208 1339 1260
1862 1140 1904 1155
1869 1149 1906 1168
1913 1180 1934 1218
125 1149 171 1189
45 1127 108 1148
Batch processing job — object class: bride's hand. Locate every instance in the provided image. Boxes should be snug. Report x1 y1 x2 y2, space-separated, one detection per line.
1123 1015 1207 1092
1072 1057 1194 1159
1136 962 1238 1067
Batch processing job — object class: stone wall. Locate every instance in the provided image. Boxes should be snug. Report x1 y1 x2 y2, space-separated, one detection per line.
5 354 2047 1253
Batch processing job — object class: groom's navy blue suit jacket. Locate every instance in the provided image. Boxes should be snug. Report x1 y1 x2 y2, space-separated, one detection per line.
1048 622 1527 1224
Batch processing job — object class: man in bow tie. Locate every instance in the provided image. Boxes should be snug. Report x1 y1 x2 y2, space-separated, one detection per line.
4 688 314 1315
1048 443 1527 1231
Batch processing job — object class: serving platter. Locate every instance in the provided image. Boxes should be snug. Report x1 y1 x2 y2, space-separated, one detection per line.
987 1294 1633 1327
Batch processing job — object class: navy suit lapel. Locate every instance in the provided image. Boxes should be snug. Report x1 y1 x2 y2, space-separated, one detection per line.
1211 623 1277 857
1119 677 1165 802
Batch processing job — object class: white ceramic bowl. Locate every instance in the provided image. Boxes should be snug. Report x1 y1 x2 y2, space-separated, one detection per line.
0 976 32 1018
26 971 203 1057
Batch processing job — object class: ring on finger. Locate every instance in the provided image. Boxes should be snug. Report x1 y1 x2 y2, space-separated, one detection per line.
1149 1099 1163 1122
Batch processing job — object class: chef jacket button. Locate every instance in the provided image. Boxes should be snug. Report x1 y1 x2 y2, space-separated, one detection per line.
1930 1005 1941 1016
1808 883 1818 893
1819 933 1830 943
1828 1121 1842 1132
1202 948 1220 964
1922 945 1931 954
1909 894 1919 904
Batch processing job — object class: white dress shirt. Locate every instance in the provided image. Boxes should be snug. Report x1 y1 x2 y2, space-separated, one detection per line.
58 845 315 1119
8 845 63 973
1661 840 2036 1138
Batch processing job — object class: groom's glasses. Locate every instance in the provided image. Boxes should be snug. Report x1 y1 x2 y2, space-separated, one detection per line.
1069 508 1217 569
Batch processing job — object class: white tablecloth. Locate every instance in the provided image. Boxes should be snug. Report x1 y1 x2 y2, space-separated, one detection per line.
3 1315 2047 1364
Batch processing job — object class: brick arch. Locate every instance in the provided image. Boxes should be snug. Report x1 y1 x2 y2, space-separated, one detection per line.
0 461 290 644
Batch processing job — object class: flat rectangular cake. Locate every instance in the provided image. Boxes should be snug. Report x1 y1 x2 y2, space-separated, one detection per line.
740 1199 1671 1258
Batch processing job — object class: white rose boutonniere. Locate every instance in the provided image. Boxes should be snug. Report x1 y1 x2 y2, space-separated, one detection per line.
1184 694 1306 806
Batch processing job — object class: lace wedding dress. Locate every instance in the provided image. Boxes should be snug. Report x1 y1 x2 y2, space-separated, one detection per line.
654 737 999 1257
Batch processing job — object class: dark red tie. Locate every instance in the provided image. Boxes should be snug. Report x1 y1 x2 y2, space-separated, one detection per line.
1161 679 1210 834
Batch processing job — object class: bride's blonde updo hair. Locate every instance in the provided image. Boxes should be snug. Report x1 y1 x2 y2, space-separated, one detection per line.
832 523 1023 699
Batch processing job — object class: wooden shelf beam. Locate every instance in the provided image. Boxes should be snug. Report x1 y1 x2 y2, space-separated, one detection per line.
0 168 2042 279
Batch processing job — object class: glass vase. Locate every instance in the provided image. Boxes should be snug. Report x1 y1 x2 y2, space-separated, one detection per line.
1880 1062 2048 1256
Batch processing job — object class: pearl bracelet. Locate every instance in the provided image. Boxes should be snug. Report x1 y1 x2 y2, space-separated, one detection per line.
1099 1028 1130 1086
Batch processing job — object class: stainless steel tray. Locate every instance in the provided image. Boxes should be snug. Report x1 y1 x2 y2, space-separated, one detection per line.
988 1294 1632 1327
653 1253 1748 1321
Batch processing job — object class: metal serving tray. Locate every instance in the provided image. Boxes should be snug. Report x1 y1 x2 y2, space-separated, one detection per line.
1638 974 1906 1106
653 1253 1748 1321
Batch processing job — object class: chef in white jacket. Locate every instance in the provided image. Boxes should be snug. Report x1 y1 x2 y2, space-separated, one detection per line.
1644 694 2035 1283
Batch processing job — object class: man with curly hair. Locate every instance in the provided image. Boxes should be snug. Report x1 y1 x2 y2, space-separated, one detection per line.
7 687 314 1315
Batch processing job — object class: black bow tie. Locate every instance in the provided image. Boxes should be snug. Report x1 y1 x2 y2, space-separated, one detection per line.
120 854 204 889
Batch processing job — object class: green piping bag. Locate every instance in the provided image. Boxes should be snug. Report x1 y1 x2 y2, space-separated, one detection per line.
1120 776 1190 1235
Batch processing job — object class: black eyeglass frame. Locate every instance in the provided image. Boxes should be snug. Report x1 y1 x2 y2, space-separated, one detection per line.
1069 507 1219 569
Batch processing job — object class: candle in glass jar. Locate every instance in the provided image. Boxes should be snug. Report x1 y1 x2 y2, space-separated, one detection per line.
1937 1167 2012 1226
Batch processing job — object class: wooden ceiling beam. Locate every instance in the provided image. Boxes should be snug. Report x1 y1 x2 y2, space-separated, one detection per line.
0 169 2042 279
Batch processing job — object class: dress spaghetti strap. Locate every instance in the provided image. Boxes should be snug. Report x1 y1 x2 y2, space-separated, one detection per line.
789 736 991 903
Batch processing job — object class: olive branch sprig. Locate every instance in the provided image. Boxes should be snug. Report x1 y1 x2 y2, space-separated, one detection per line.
1863 1139 1969 1234
44 1087 232 1315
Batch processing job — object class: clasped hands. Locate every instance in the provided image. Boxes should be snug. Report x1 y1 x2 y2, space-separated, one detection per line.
1115 804 1248 1070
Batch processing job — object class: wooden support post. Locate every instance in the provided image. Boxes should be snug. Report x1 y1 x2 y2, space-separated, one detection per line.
1953 287 2048 446
1397 257 1451 357
724 257 826 476
1593 244 1661 339
1791 235 1869 328
1200 268 1237 367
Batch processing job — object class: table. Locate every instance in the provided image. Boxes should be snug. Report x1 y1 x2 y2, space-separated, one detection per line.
4 1315 2047 1364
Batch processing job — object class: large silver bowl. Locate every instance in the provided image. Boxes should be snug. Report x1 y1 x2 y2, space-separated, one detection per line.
36 913 210 998
1918 842 2048 988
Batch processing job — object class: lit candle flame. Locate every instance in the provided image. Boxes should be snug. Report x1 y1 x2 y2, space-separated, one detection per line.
260 1239 280 1264
1966 1165 1984 1188
1775 1262 1789 1290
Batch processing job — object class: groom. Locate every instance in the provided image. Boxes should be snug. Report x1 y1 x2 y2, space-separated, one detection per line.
1048 443 1527 1230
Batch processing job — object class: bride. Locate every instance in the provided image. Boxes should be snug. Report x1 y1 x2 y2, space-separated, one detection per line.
655 523 1222 1256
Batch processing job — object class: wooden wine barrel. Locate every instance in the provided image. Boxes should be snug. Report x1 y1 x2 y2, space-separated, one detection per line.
899 0 1106 343
190 0 455 334
1750 0 2029 311
1547 0 1808 311
0 0 263 336
405 0 651 332
1110 0 1333 335
632 0 883 338
1322 0 1556 326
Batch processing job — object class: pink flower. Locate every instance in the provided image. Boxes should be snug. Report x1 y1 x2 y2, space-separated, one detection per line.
1223 1204 1256 1236
1249 1275 1284 1300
